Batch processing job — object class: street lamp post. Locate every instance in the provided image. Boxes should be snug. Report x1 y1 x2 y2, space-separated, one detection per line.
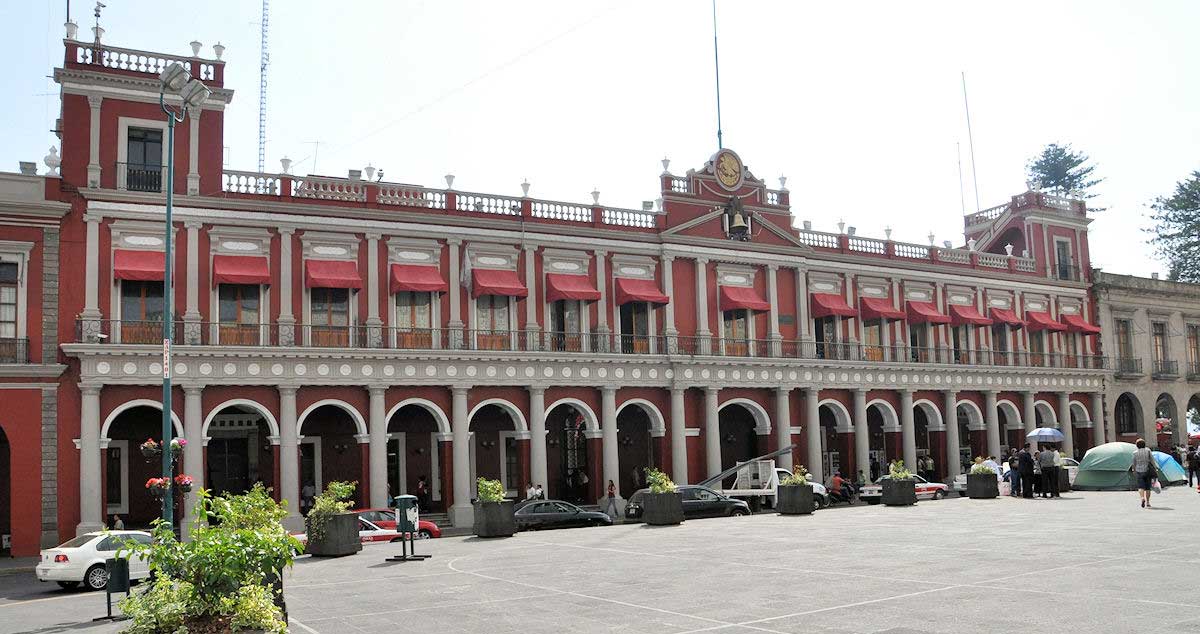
157 63 210 527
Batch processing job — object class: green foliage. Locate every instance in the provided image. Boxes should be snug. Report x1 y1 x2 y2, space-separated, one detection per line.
780 465 810 486
644 467 676 494
307 480 356 543
970 463 997 475
1149 171 1200 282
475 477 506 503
888 460 914 481
118 485 296 633
1025 143 1105 210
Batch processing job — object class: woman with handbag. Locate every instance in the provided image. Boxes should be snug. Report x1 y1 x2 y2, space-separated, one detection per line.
1130 438 1157 508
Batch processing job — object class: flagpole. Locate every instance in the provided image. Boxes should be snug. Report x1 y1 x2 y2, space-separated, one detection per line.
712 0 723 150
961 71 981 212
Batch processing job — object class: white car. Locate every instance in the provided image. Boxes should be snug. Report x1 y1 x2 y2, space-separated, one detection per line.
292 517 404 547
36 531 152 591
772 468 832 509
859 475 950 503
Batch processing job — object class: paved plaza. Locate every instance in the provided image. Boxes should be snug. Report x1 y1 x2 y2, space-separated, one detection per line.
2 489 1198 633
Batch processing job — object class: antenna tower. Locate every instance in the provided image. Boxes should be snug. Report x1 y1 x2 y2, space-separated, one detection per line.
257 0 269 173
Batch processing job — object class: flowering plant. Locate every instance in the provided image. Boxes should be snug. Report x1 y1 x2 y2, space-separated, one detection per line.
140 438 162 458
170 438 188 453
146 477 170 494
174 474 195 487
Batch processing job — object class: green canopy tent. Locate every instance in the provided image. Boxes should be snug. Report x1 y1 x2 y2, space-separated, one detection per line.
1073 442 1189 490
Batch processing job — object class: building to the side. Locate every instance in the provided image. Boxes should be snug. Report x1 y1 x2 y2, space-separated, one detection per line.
1093 271 1200 449
0 28 1130 554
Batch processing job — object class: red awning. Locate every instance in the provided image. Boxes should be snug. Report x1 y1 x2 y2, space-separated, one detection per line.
719 286 770 312
545 273 601 302
113 249 164 281
906 301 952 325
212 254 270 287
1062 313 1101 335
389 264 447 293
810 293 856 318
471 268 528 298
859 297 905 321
304 260 362 289
948 304 993 327
990 307 1025 328
614 277 669 305
1025 311 1067 332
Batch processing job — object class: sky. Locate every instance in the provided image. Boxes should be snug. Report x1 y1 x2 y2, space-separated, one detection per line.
2 0 1198 278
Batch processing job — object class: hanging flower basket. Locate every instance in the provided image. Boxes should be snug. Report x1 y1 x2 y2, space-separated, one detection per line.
174 474 195 493
140 438 162 460
169 438 187 456
146 477 169 498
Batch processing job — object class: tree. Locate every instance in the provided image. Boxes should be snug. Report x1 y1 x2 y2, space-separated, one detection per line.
1025 143 1105 210
1149 171 1200 282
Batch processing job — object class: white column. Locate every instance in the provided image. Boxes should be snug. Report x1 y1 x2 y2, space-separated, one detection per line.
805 387 822 476
704 386 720 477
368 386 388 508
944 390 961 479
662 255 677 336
601 386 619 497
183 222 201 343
279 387 301 530
670 387 688 484
278 228 295 345
87 95 102 188
447 239 464 346
77 385 104 535
1023 391 1037 451
984 390 1001 459
524 246 540 343
450 386 472 526
774 386 793 470
796 268 811 341
82 215 101 321
182 386 204 531
365 233 382 327
853 389 869 481
186 105 200 195
767 265 781 341
900 389 917 469
595 250 609 334
1058 392 1074 458
1091 392 1106 446
696 258 711 342
528 387 547 490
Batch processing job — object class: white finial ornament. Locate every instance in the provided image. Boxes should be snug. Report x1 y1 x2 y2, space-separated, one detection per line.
661 157 671 174
65 21 79 40
44 146 61 176
967 238 977 251
444 174 455 190
279 157 292 174
927 232 936 246
213 42 225 60
884 226 892 240
521 180 530 197
1004 243 1014 256
190 40 202 57
363 164 376 181
778 175 788 192
591 189 600 205
837 220 845 234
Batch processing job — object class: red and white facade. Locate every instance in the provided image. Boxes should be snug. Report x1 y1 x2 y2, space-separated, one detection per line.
0 30 1121 555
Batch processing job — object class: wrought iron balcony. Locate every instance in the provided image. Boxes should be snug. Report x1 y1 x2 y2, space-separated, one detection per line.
1114 357 1144 378
1152 359 1179 379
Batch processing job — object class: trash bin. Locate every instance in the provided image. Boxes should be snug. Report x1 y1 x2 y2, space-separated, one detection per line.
105 557 130 593
394 495 419 535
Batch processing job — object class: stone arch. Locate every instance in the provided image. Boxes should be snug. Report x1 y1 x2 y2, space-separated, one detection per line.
544 398 596 433
616 399 666 437
818 399 852 431
866 399 900 431
296 399 367 437
468 398 529 432
101 399 184 440
202 398 280 439
1068 401 1090 427
1033 401 1058 427
718 398 771 435
956 400 985 431
386 398 451 435
913 399 944 430
1114 392 1143 436
997 400 1022 429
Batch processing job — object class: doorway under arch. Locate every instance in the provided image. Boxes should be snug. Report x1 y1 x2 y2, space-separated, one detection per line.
387 402 449 512
616 403 655 495
297 403 367 512
1115 393 1142 439
818 401 851 480
866 401 899 480
469 403 525 499
203 403 276 498
545 402 595 503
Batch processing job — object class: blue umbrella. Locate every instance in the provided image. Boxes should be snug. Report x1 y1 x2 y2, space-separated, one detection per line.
1026 427 1065 442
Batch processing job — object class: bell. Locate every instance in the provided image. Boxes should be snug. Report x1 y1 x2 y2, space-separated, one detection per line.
729 210 748 232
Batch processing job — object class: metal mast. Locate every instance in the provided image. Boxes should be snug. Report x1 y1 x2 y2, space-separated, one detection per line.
257 0 269 173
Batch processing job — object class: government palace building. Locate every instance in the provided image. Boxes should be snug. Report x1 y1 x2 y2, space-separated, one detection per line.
0 27 1193 556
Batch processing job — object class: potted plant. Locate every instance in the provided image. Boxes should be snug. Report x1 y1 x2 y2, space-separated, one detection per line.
966 462 1000 499
140 438 161 460
1058 452 1071 492
169 437 187 458
641 467 684 526
304 481 362 557
174 474 195 494
145 477 170 499
118 484 299 633
777 465 815 515
881 460 917 506
473 477 516 537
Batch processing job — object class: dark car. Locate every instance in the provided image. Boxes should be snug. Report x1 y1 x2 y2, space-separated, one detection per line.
624 485 751 521
514 500 614 531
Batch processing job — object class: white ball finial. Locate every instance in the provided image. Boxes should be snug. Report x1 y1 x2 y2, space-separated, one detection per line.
44 146 61 176
444 174 455 190
190 40 202 57
213 42 225 60
521 179 530 197
279 156 292 174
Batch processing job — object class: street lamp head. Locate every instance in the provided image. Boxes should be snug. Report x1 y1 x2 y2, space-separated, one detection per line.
179 78 211 108
159 63 191 93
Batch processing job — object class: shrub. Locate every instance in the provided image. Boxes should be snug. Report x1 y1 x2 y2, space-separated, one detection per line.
888 460 914 480
644 467 676 494
780 465 810 486
307 480 356 543
970 463 998 475
476 477 506 503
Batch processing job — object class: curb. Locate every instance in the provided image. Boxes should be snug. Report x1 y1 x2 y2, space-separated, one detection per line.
0 566 34 577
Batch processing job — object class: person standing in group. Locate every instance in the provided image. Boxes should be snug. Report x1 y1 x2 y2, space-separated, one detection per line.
534 484 544 500
1189 445 1200 488
926 455 936 482
1018 443 1036 499
1039 445 1059 498
525 482 537 502
603 479 620 519
1131 438 1156 508
416 476 430 510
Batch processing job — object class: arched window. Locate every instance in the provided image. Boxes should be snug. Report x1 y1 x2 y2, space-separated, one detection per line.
1116 395 1138 435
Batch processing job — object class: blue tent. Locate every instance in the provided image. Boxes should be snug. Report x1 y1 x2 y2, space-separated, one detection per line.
1152 451 1188 485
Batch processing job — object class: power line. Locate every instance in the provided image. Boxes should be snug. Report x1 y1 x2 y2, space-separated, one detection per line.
961 71 981 213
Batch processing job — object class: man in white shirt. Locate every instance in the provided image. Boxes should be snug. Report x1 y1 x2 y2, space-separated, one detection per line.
525 483 536 501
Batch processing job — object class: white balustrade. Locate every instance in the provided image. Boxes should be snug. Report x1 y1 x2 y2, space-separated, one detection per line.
797 230 839 249
937 248 971 264
532 200 591 223
894 243 931 260
765 190 781 206
223 170 280 195
848 236 886 255
670 177 689 193
602 207 655 228
1015 257 1037 273
378 184 446 210
293 176 366 202
456 193 521 215
977 252 1008 269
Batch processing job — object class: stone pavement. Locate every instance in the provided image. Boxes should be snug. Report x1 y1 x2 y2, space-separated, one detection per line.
1 489 1197 633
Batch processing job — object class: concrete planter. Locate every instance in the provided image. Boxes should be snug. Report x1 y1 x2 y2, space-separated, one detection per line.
642 492 684 526
777 485 814 515
967 473 1000 499
473 500 516 537
305 512 362 557
882 479 917 506
1058 468 1071 492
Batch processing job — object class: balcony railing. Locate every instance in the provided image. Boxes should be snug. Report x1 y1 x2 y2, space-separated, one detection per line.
1152 359 1179 378
117 162 163 193
1188 362 1200 381
1055 263 1084 282
73 320 1110 370
0 338 30 364
1115 357 1143 377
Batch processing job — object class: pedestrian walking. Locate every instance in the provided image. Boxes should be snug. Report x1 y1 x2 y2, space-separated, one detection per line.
525 482 537 502
110 514 124 530
1038 445 1059 498
1018 443 1035 499
534 484 544 500
1008 451 1022 497
1130 438 1157 508
603 479 620 519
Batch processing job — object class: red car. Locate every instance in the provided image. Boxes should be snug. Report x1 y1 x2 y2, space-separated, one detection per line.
355 508 442 539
